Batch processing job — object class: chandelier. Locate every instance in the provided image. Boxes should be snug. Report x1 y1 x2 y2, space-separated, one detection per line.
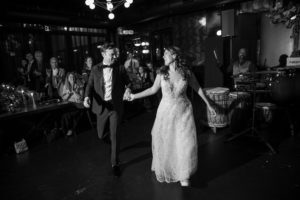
85 0 134 20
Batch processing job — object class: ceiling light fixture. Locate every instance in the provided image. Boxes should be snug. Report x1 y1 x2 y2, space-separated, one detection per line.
85 0 134 20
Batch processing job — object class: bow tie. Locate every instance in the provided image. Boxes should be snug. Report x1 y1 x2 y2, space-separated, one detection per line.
102 64 113 69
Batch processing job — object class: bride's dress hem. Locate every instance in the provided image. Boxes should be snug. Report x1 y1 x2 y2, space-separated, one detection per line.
151 169 197 183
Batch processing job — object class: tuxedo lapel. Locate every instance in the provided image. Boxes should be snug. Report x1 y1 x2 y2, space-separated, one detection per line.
100 66 105 95
95 64 104 96
111 64 118 93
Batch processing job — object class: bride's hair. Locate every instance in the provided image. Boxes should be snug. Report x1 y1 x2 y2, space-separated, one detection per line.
159 46 191 80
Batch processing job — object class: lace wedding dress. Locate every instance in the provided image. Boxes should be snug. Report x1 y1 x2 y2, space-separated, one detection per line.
151 74 197 183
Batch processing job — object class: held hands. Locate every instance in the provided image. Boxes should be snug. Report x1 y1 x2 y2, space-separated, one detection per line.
127 94 135 101
83 97 91 108
123 88 134 101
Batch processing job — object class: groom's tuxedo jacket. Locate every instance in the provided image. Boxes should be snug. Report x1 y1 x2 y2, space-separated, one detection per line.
84 62 131 116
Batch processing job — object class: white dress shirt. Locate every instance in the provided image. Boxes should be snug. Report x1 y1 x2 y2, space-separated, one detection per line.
103 67 113 101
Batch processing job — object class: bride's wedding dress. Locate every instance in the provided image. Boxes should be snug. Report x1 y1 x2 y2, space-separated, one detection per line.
151 74 197 183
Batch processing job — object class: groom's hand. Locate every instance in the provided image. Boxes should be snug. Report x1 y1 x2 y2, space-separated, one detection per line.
123 88 131 101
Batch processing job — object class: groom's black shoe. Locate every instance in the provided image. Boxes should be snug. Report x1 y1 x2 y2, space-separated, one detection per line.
112 165 121 177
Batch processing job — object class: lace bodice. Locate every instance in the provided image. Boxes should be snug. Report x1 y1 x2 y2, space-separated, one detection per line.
161 76 188 100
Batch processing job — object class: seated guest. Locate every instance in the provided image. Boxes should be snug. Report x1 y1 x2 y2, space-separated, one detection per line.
270 54 288 70
60 72 84 136
226 48 256 88
61 72 83 103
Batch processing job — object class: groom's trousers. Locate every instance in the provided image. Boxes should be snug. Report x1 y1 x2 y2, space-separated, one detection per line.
96 100 121 166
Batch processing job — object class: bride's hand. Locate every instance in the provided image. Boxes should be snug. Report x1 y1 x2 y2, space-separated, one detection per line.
128 94 135 101
208 106 216 116
123 89 131 101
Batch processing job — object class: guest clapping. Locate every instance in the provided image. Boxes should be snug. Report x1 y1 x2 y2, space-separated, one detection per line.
60 72 84 136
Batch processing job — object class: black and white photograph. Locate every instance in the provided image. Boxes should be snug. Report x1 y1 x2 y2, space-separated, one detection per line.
0 0 300 199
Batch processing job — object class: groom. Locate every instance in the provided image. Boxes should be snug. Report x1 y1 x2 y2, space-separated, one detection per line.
83 43 131 177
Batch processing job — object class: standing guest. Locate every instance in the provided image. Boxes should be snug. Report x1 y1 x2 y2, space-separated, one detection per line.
124 52 139 74
40 57 65 141
44 68 54 99
49 57 65 98
20 58 28 71
83 43 131 177
82 56 93 84
145 61 155 83
15 58 27 86
126 46 216 187
146 61 162 106
31 50 46 93
137 66 152 89
25 53 35 89
145 61 160 107
61 72 84 136
125 64 139 90
270 54 288 70
43 58 65 139
137 66 153 111
153 49 164 70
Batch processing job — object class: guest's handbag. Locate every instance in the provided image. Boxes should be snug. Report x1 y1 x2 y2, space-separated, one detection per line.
14 139 28 154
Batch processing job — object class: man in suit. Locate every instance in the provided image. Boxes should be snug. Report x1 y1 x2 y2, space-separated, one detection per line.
83 43 131 177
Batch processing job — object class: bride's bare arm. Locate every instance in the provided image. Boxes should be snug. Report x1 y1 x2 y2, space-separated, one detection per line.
132 74 161 100
188 72 211 107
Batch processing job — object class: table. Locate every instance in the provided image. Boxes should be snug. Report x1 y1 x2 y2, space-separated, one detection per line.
0 101 74 150
0 101 72 121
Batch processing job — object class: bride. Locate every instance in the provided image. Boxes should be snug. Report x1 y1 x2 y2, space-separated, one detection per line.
126 46 216 187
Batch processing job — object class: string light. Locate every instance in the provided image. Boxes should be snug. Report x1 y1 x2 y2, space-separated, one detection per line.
108 12 115 20
199 17 206 26
85 0 134 20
